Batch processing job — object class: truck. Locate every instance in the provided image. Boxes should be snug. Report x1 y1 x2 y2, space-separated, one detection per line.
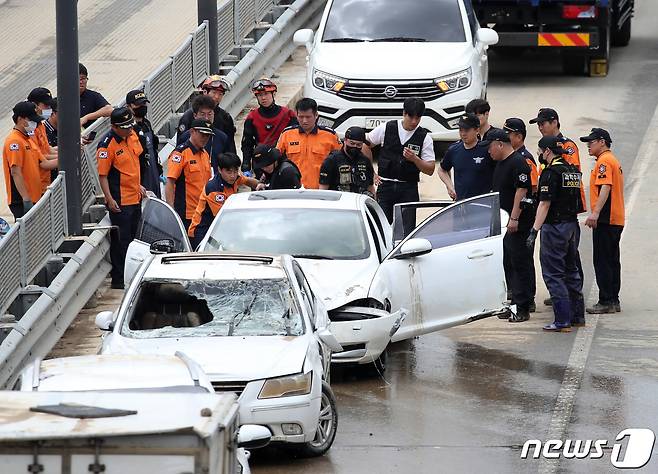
472 0 634 76
0 391 270 474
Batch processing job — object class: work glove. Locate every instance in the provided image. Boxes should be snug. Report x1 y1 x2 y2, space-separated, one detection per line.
526 228 538 250
159 175 167 184
23 200 34 213
242 170 254 178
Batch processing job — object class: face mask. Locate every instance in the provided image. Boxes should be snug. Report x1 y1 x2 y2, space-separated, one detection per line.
25 120 37 135
41 108 52 119
133 105 148 118
345 146 361 158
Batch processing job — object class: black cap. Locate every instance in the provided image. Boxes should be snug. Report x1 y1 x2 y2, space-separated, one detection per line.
579 127 612 144
110 107 135 129
345 126 366 142
503 117 526 134
190 119 215 135
126 90 149 105
253 144 281 168
481 128 511 146
529 108 559 124
27 87 53 106
538 135 567 155
458 113 480 130
13 101 43 122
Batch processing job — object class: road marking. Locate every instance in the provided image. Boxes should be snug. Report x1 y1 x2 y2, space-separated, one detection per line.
538 101 658 474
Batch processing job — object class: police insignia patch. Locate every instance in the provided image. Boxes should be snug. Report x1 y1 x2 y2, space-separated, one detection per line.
519 174 528 182
9 143 19 151
98 151 108 159
172 154 182 163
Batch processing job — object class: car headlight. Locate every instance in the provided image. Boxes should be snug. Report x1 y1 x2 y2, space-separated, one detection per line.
434 68 472 94
312 69 347 93
258 372 312 399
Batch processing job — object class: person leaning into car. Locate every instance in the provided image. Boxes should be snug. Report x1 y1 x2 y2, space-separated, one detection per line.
366 97 435 231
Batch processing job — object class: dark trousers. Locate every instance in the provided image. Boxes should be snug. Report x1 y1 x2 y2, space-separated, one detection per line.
377 181 419 236
540 221 585 326
9 203 24 220
109 204 141 285
503 228 536 311
592 224 623 304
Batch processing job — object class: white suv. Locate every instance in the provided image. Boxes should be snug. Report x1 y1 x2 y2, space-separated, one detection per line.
294 0 498 142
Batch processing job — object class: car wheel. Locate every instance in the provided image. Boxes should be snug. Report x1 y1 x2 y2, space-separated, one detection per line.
297 382 338 457
612 17 631 47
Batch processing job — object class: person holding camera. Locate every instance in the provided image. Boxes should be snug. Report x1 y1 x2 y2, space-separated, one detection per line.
487 129 536 322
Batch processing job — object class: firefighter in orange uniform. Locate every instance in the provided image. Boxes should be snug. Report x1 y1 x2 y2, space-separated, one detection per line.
97 107 146 289
276 98 341 189
27 87 58 192
188 152 259 247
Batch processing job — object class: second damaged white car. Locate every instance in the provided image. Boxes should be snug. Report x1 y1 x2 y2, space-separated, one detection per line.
124 192 510 369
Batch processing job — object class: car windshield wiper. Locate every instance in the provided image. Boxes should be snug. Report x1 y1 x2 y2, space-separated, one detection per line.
292 254 335 260
324 37 367 43
228 295 257 336
371 37 427 42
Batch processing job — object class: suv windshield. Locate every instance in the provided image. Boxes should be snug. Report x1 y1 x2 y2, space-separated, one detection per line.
323 0 466 43
204 208 370 260
123 279 303 338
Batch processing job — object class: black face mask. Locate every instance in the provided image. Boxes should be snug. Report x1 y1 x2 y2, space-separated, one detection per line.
345 146 361 158
133 105 148 118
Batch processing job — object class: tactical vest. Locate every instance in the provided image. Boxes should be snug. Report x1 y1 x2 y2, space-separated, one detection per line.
378 120 427 183
545 160 582 224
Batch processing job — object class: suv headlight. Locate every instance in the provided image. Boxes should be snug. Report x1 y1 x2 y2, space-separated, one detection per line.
434 68 472 94
312 69 347 93
258 372 312 399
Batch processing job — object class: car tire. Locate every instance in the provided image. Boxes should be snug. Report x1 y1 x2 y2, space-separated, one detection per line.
612 17 631 47
297 382 338 457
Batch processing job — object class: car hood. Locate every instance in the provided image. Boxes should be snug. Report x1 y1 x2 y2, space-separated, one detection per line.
103 334 309 381
312 42 473 79
298 258 376 311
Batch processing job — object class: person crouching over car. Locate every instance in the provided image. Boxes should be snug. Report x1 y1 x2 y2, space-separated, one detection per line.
252 144 301 190
188 153 259 247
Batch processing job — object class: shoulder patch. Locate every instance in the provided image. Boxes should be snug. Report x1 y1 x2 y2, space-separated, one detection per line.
98 151 108 159
214 194 225 203
9 143 19 151
170 153 182 164
540 185 549 193
519 173 528 183
598 163 606 175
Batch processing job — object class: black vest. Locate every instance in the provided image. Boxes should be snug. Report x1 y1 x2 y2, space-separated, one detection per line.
545 160 582 224
378 120 427 182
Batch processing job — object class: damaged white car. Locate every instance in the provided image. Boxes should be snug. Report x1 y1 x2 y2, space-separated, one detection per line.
124 192 510 369
102 252 341 457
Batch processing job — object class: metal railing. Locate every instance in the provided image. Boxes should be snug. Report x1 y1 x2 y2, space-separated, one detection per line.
0 174 68 316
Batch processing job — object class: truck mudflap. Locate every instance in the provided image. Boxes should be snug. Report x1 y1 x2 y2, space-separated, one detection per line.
328 307 406 364
496 31 599 48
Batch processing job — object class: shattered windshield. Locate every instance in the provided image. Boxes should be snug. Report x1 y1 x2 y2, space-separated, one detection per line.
203 208 370 260
122 279 304 338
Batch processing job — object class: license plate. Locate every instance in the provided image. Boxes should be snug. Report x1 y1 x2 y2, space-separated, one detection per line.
365 118 389 129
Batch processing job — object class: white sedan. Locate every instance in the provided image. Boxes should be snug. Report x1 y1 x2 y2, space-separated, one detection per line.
124 191 510 368
101 252 341 457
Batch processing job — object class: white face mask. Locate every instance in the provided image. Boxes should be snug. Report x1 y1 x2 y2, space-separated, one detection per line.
25 120 37 135
41 108 52 119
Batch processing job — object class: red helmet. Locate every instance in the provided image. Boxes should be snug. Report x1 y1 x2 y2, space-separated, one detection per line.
201 75 230 92
251 78 277 94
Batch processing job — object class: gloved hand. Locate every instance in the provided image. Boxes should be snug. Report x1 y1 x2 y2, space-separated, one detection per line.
159 175 167 184
242 170 254 178
23 200 34 213
526 228 538 250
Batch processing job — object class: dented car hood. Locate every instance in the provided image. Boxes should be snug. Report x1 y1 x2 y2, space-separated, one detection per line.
297 258 376 310
103 334 308 381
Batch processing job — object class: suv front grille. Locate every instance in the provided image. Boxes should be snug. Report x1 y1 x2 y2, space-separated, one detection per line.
211 381 248 396
338 80 444 103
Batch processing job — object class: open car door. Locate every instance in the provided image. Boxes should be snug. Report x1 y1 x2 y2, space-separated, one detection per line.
370 193 508 342
124 197 192 283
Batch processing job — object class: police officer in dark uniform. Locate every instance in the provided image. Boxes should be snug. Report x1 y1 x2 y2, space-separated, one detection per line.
487 129 535 322
526 136 585 332
252 144 301 190
319 126 375 197
126 90 162 198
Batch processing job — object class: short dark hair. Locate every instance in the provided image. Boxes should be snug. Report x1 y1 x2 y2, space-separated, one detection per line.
79 63 88 77
510 130 526 140
465 99 490 115
192 94 215 113
217 152 241 170
295 97 318 114
403 98 425 118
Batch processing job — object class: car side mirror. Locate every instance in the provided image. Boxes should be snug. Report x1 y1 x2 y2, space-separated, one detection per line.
293 29 314 53
476 28 499 47
95 310 116 331
237 424 271 449
150 239 175 254
317 327 343 352
395 238 432 259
